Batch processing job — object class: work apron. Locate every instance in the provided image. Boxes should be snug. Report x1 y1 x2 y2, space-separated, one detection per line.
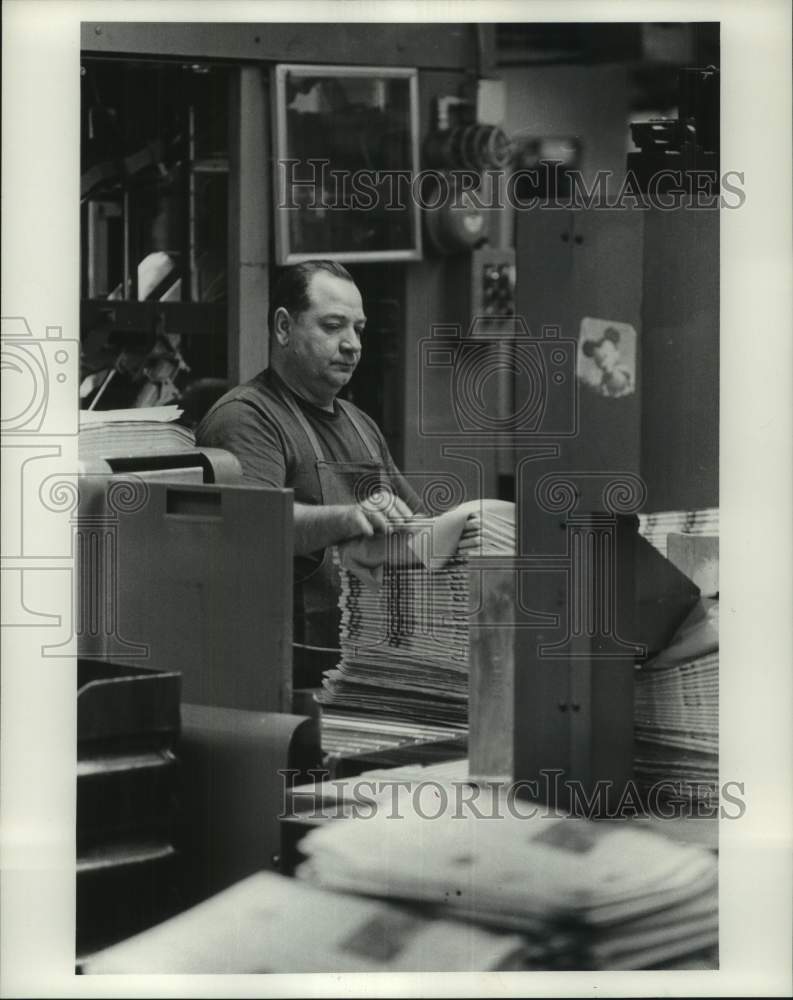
277 385 384 688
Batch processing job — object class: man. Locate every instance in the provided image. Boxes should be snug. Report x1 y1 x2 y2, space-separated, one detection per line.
196 260 422 686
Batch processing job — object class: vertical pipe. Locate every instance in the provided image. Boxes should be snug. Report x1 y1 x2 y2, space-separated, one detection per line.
188 103 198 301
122 190 130 299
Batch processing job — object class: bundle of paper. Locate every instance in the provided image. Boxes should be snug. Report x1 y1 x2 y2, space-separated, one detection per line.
634 655 718 805
638 508 719 558
79 406 195 461
632 592 719 807
321 715 466 760
297 797 717 970
633 744 719 808
287 758 470 822
82 870 527 973
318 502 515 735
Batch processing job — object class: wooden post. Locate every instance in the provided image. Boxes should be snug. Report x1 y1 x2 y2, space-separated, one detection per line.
469 478 645 815
227 67 270 384
468 564 517 782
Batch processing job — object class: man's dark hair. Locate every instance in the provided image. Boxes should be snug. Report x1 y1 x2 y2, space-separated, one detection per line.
268 260 355 336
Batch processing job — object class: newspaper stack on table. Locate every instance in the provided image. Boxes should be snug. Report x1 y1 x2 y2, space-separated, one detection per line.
297 787 718 971
317 501 515 734
634 597 719 809
79 406 195 461
83 870 527 973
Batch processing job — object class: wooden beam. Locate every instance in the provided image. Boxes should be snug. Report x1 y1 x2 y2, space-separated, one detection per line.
227 66 270 384
80 22 477 71
468 564 516 782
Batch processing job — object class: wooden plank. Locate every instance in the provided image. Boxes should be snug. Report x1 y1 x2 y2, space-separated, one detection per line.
80 300 225 337
105 483 294 714
469 512 640 813
468 564 516 782
227 66 270 384
511 562 572 803
81 22 478 70
640 207 719 511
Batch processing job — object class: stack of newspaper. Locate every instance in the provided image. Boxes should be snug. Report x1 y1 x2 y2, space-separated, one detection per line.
317 502 515 734
638 507 719 558
297 795 718 970
79 406 195 462
634 598 719 808
83 870 527 973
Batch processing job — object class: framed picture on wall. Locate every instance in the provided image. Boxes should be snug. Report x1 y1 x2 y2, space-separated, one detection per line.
273 64 422 264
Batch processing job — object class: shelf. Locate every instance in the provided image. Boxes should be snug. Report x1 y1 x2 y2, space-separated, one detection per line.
81 299 226 337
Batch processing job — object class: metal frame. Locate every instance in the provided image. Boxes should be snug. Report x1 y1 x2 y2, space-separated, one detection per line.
80 56 233 347
273 63 422 265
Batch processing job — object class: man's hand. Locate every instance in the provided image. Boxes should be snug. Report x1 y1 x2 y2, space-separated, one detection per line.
359 488 414 527
343 503 383 538
293 490 416 557
345 489 414 538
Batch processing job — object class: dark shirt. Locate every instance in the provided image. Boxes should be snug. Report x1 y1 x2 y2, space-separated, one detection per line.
196 368 422 577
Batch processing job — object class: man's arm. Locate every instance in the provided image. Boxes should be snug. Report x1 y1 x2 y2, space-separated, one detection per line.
293 502 384 557
197 399 393 556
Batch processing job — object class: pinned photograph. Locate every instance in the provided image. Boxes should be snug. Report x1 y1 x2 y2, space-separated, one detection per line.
577 317 637 399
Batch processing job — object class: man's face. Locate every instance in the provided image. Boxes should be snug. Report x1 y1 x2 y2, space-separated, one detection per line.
281 271 366 402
